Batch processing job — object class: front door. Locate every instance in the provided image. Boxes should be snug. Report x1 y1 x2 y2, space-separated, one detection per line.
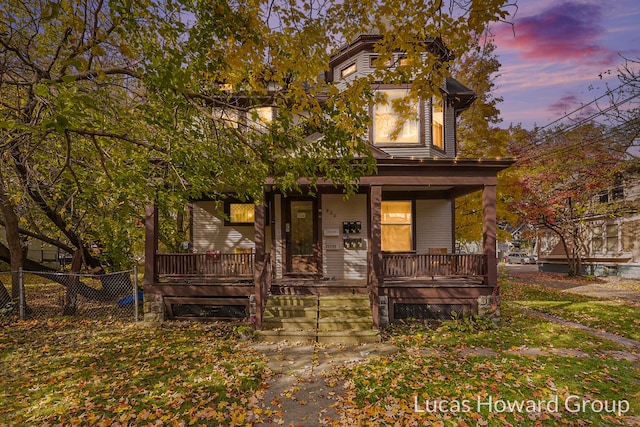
286 199 318 274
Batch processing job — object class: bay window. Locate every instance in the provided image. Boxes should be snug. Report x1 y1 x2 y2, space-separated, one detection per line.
373 90 419 144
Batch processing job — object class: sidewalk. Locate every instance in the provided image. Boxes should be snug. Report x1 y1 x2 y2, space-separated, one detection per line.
247 342 397 426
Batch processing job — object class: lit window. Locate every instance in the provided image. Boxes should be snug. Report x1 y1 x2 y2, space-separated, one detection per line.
247 106 273 132
381 201 412 252
341 63 357 78
373 90 419 144
432 98 444 149
226 203 255 225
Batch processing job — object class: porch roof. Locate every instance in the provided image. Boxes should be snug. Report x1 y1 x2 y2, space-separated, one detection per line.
265 157 514 197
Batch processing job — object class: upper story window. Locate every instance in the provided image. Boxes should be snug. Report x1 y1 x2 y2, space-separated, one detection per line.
432 98 444 150
373 89 419 145
341 63 357 78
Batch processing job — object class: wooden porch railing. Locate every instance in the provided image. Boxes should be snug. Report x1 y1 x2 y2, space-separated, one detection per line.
156 252 255 278
383 253 487 278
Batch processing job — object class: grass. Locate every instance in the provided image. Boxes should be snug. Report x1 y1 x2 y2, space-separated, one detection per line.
336 273 640 426
501 276 640 341
0 319 267 426
1 272 638 426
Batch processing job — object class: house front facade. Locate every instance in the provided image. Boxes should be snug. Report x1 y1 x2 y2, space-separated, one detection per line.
142 34 513 332
537 166 640 278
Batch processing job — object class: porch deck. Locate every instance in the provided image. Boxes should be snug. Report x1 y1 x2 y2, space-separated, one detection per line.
151 252 488 289
149 252 491 323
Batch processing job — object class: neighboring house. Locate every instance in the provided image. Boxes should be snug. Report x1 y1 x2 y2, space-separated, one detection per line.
538 166 640 278
142 34 513 330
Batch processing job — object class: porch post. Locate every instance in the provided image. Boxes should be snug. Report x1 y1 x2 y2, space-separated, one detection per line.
482 184 498 288
143 203 164 323
253 202 267 330
143 204 158 287
368 185 383 329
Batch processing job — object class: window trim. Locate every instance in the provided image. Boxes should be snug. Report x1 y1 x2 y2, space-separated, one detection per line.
371 87 423 147
340 62 357 78
381 200 415 252
224 199 256 226
431 97 445 151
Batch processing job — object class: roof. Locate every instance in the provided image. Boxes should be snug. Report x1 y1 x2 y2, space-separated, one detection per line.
441 77 477 112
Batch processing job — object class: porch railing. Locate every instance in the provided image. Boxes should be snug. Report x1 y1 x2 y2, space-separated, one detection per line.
156 252 255 278
383 253 487 278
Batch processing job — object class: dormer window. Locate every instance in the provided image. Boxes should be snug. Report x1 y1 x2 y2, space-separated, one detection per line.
373 89 419 145
341 63 357 78
432 98 444 150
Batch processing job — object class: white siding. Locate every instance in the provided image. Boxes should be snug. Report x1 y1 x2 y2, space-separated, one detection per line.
415 199 452 253
273 195 284 279
191 201 256 253
321 194 368 279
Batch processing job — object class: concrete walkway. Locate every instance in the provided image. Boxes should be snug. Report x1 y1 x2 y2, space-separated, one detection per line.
245 272 640 426
248 342 397 426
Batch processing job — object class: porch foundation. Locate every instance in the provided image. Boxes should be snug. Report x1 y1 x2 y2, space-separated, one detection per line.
143 293 165 323
477 295 500 322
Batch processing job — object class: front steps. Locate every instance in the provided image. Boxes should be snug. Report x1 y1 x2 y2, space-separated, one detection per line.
257 294 380 344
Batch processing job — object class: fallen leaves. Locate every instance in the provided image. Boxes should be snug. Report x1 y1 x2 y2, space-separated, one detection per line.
0 320 268 426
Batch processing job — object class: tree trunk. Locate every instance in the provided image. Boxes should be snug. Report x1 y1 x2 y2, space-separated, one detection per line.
0 278 11 309
63 251 83 315
0 169 25 300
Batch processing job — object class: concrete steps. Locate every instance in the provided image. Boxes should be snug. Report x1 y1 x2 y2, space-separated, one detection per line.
257 294 380 344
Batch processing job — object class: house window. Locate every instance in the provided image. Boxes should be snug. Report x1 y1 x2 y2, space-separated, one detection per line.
373 90 419 145
225 202 255 225
213 107 239 128
381 201 412 252
246 106 273 132
592 223 619 253
432 98 444 149
341 63 357 78
605 224 618 252
592 225 603 253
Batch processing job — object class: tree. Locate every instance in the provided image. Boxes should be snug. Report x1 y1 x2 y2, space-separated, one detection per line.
451 38 517 246
1 0 511 309
509 123 629 275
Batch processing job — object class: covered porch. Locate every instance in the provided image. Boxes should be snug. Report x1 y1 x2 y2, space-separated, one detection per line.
142 158 512 327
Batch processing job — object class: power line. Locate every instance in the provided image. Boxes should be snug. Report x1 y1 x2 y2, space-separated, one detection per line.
516 91 640 162
535 76 640 133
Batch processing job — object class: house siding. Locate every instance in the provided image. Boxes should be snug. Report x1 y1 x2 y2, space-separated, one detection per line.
191 201 257 253
321 194 368 279
273 195 284 279
415 199 453 252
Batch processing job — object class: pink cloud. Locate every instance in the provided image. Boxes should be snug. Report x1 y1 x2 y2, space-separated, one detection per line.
496 1 618 66
547 92 599 121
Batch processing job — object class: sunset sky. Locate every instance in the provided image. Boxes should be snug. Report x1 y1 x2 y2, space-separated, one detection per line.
491 0 640 130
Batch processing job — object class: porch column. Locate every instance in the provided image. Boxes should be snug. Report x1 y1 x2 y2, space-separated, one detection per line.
253 202 267 330
368 185 382 329
143 204 158 287
143 204 164 323
482 184 498 288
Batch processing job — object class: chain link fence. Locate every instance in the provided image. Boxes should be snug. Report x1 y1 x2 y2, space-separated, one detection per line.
0 267 141 323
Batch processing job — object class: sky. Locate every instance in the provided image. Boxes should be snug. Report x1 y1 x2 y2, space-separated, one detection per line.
491 0 640 130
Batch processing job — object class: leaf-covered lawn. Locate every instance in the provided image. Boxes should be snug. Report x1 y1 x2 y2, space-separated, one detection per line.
501 276 640 342
334 274 640 426
0 319 267 426
336 349 638 426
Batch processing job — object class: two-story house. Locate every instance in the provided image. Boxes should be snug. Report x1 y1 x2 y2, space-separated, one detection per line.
142 34 513 341
537 165 640 278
